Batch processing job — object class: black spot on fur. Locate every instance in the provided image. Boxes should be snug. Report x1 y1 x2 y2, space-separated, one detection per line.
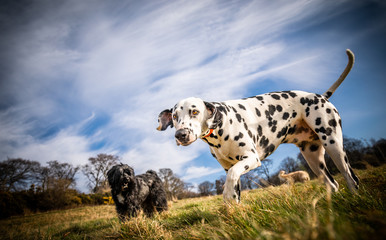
298 141 307 151
288 91 297 98
292 112 297 118
276 105 283 112
271 94 280 100
325 91 332 98
265 144 275 154
281 93 289 99
283 112 289 120
268 105 276 115
234 132 244 141
315 127 326 134
287 125 296 135
259 136 269 148
248 130 253 138
238 104 246 110
326 108 331 114
218 129 224 136
244 165 249 170
315 117 322 125
305 107 310 117
239 142 246 147
310 144 319 152
330 140 335 144
328 119 337 128
258 125 263 136
217 105 228 116
256 96 264 101
277 126 288 138
271 126 277 132
224 135 229 141
325 128 332 136
236 114 242 122
255 108 261 117
230 119 233 124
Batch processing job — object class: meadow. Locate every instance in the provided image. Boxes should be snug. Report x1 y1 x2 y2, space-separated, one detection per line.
1 165 385 240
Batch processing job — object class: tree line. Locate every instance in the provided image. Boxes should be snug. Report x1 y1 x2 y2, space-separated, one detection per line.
0 137 384 218
0 153 199 218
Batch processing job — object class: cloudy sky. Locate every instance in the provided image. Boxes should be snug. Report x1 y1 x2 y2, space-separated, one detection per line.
1 0 385 192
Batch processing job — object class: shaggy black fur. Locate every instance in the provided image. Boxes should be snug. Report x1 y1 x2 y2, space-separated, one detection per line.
107 164 168 220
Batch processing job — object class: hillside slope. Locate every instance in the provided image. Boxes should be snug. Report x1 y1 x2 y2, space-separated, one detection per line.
1 165 385 240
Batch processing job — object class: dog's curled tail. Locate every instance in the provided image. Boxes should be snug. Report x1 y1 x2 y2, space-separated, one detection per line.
322 49 355 99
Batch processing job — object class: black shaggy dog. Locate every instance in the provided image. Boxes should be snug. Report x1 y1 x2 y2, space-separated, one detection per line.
107 164 168 220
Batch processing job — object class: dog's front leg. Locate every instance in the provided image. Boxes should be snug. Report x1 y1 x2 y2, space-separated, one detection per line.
223 152 261 203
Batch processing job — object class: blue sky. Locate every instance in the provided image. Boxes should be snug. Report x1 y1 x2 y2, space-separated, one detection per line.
0 0 385 192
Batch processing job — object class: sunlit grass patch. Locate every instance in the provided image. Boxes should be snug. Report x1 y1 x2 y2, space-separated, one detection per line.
1 165 385 239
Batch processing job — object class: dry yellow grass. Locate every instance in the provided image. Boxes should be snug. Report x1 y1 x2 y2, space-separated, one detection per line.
1 165 385 240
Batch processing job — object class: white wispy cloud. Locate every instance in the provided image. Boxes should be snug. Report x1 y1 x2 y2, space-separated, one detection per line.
182 166 224 181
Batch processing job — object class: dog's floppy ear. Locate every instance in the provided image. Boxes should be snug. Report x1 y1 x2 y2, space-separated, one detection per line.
157 109 173 131
204 102 223 129
122 165 135 177
107 165 118 186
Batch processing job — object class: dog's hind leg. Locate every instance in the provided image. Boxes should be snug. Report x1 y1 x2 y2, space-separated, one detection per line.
304 107 359 192
322 139 359 192
299 141 340 192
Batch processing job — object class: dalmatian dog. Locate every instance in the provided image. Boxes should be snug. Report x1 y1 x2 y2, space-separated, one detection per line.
157 50 359 203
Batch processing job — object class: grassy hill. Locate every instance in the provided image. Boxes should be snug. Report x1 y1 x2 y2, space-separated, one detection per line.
1 165 385 240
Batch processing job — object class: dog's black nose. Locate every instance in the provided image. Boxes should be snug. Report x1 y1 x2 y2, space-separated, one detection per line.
175 129 189 142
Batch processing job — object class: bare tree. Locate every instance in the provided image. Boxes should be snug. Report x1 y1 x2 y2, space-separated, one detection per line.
280 157 300 173
198 181 214 196
158 168 185 200
0 158 41 191
82 154 119 193
255 158 274 183
240 169 260 190
215 176 226 195
39 160 79 191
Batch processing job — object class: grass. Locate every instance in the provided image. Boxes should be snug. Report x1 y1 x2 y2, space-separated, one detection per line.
1 165 385 240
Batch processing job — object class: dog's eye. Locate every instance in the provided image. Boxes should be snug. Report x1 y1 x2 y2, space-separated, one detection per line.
173 114 177 120
192 110 199 116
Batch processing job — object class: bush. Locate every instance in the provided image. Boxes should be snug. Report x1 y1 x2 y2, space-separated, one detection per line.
0 191 26 219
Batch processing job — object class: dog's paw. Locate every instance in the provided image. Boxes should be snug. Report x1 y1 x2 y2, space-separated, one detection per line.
223 183 240 204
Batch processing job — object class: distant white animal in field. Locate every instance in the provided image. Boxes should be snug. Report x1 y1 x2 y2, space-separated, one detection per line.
278 170 310 184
